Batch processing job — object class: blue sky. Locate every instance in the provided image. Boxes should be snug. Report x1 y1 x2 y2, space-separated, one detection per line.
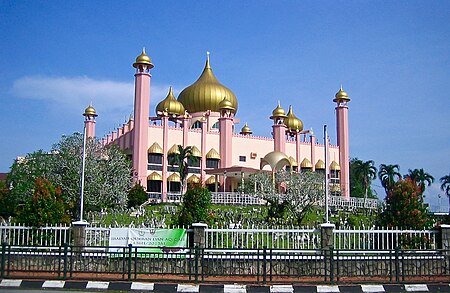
0 1 449 209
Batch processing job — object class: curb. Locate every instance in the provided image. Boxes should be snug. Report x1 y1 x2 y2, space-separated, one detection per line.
0 279 449 292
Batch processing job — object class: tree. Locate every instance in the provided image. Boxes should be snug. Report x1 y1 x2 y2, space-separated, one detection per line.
168 145 198 193
127 184 148 208
7 150 55 208
174 187 213 226
0 180 14 220
405 168 434 194
377 177 430 229
440 173 450 213
16 178 70 226
8 133 132 220
247 170 324 225
352 159 377 200
378 164 401 192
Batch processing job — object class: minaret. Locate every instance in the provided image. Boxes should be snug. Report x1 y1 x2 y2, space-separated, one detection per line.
132 48 154 189
334 85 350 200
270 101 287 153
218 97 235 168
83 103 97 138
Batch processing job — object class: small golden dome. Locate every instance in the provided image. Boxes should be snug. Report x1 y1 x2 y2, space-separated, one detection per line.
206 148 220 159
147 172 162 181
168 144 180 155
83 103 97 117
205 176 217 185
133 48 154 69
333 85 350 103
289 156 298 167
330 161 341 171
315 159 325 170
270 101 287 119
300 158 312 168
187 174 201 183
148 142 163 154
178 54 238 113
190 146 202 157
167 173 181 182
218 97 235 112
156 87 185 116
284 105 303 132
240 122 253 135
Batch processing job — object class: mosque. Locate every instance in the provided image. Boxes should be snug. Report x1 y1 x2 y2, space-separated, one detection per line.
82 49 351 201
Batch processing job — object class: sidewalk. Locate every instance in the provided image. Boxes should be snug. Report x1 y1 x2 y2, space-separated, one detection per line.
1 279 450 292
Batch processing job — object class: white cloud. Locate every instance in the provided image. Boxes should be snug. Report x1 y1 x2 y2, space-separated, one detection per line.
10 75 170 119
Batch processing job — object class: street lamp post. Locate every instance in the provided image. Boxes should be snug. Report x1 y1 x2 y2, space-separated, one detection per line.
324 125 329 223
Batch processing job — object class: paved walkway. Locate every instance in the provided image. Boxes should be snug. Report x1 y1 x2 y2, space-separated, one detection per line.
1 279 450 292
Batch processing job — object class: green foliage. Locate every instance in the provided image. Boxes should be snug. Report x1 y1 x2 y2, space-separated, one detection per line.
405 168 434 194
174 187 213 226
7 133 132 221
128 184 147 208
350 158 377 199
16 178 70 227
168 145 198 192
0 180 15 219
378 164 401 192
440 173 450 198
246 170 325 225
377 177 431 229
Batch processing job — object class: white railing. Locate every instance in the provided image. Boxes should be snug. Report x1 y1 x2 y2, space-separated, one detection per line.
334 227 438 250
325 196 379 210
0 223 71 246
85 226 110 246
205 226 321 250
211 192 266 205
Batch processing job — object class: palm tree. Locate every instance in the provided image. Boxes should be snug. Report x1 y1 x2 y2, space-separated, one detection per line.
440 173 450 213
168 145 198 193
378 164 401 192
353 160 377 201
406 168 434 193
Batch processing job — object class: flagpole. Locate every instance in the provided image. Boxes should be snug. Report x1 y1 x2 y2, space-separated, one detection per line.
324 125 329 223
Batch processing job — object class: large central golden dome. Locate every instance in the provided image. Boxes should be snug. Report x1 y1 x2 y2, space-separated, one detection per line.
178 55 238 113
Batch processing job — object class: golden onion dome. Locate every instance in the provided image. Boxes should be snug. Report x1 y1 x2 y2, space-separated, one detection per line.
315 159 325 170
156 87 185 116
148 142 163 154
206 148 220 159
147 172 162 181
240 122 253 135
177 54 238 113
187 174 201 183
333 85 350 103
190 146 202 157
330 161 341 171
270 101 287 120
168 144 180 155
83 103 97 117
133 48 154 69
300 158 312 168
167 173 181 182
283 105 303 132
289 156 298 167
218 97 236 112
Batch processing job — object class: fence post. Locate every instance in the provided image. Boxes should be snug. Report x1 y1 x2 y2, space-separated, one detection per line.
1 242 5 278
192 223 207 281
320 223 335 283
395 247 400 283
63 243 68 280
71 221 88 252
127 244 132 281
262 247 267 285
438 224 450 250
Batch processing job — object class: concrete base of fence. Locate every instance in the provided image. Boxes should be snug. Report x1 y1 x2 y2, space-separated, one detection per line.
1 279 449 292
72 220 89 250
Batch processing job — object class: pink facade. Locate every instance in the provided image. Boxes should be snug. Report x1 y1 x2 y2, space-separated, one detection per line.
102 49 351 200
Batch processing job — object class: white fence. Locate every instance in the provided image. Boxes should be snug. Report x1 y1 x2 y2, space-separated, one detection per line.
148 192 380 209
205 226 321 250
334 227 438 250
1 223 440 251
0 224 71 246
